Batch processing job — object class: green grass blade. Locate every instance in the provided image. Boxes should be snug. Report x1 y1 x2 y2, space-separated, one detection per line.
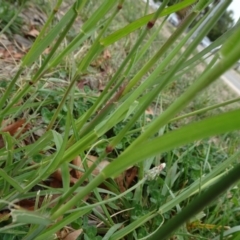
50 109 240 219
0 169 23 193
123 1 237 151
49 0 117 68
170 97 240 122
100 0 197 46
149 163 240 240
12 209 52 226
22 7 75 66
102 223 124 240
109 212 157 240
34 209 90 240
103 109 240 178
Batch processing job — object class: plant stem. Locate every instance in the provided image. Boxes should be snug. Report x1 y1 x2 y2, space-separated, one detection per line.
149 163 240 240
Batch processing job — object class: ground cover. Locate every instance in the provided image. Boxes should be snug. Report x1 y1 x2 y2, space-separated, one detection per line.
0 0 240 239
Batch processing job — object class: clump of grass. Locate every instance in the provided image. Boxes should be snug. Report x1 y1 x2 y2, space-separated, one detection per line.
0 0 240 239
0 0 23 36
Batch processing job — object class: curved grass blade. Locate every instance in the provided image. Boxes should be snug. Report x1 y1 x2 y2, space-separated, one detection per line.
148 163 240 240
103 109 240 178
51 108 240 219
100 0 197 46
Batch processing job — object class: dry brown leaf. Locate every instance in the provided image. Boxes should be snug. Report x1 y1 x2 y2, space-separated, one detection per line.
71 156 82 179
0 44 24 61
57 228 70 239
96 161 110 172
0 49 10 59
2 119 26 135
49 178 62 188
43 47 51 54
50 169 63 188
26 29 40 38
145 107 154 115
0 135 5 149
125 167 138 188
114 166 138 192
12 52 25 60
70 176 78 184
51 155 109 189
86 155 98 161
86 156 109 175
71 155 109 178
63 229 83 240
17 199 36 211
103 49 111 59
115 173 126 193
0 119 30 149
51 168 62 182
51 168 78 186
145 107 154 117
145 107 154 122
0 211 11 222
77 81 85 90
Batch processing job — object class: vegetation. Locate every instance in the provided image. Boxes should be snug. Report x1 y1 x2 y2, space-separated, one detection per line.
0 0 23 35
207 9 235 41
0 0 240 239
155 0 235 41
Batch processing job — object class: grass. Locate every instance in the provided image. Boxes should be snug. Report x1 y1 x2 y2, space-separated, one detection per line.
0 0 23 36
0 0 240 239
